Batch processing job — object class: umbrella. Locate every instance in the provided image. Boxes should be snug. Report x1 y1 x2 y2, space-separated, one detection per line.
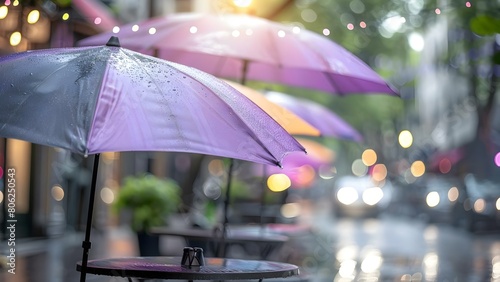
78 12 398 96
223 80 320 137
263 137 335 187
265 91 363 142
0 36 305 281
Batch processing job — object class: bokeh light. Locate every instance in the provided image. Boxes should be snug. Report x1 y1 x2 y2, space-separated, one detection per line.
51 185 65 201
132 24 139 32
408 32 424 52
448 187 459 202
9 31 21 46
100 187 115 204
474 199 485 213
233 0 252 7
371 164 387 182
319 165 337 179
398 130 413 148
347 23 354 30
337 187 358 205
27 9 40 24
362 187 384 206
294 165 316 187
439 158 452 173
410 160 425 177
281 202 301 218
0 6 8 19
323 28 330 36
149 27 156 34
208 159 225 177
112 26 120 33
267 173 291 192
426 191 440 207
495 152 500 167
359 21 367 28
362 149 377 166
301 9 317 23
352 159 368 176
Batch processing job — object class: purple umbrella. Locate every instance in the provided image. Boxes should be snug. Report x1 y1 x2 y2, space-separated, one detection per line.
0 37 305 281
265 91 363 142
78 12 398 96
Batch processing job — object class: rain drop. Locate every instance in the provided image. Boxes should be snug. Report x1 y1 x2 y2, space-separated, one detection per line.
10 84 14 87
30 73 33 76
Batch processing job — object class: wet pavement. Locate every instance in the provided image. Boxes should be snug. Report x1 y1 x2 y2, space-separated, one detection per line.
1 199 500 281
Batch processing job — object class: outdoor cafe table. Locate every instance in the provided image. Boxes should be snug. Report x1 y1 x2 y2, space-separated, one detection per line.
76 256 300 281
149 226 289 259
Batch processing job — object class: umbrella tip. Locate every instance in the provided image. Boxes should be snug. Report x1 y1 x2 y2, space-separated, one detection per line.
106 36 121 47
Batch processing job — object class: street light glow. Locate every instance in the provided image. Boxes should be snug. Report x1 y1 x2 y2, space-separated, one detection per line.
362 149 377 166
267 173 291 192
410 160 425 177
399 130 413 148
233 0 252 8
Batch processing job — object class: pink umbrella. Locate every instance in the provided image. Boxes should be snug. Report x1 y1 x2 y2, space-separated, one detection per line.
78 12 398 96
265 91 363 142
260 138 335 188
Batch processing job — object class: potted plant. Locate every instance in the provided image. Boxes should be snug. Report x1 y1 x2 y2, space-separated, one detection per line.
113 174 181 256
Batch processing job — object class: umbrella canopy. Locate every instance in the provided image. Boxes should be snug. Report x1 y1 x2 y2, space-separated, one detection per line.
78 12 398 96
260 138 335 188
265 91 363 142
0 36 306 281
0 36 304 166
223 80 320 137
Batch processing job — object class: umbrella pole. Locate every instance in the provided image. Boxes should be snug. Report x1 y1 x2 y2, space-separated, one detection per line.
240 60 249 85
79 153 100 282
259 164 267 228
217 158 234 257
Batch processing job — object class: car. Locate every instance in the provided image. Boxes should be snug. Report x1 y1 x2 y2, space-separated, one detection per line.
451 174 500 232
416 174 464 224
331 175 393 218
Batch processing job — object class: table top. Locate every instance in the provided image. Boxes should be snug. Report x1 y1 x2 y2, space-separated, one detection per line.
77 256 300 280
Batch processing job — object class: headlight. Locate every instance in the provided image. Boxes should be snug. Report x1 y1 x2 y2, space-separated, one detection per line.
473 198 485 213
337 187 358 205
426 191 440 208
362 187 384 206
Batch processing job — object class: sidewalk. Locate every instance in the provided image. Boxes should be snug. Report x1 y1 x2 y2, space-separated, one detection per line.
0 226 139 282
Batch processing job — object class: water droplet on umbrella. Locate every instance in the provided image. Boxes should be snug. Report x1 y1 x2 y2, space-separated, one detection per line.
10 84 14 87
30 73 33 76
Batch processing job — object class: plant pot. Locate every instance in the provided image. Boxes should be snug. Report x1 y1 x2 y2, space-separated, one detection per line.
137 231 160 256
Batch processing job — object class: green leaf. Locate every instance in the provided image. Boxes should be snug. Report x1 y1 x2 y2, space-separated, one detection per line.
470 15 500 36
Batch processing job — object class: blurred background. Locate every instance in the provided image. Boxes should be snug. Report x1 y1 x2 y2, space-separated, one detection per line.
1 0 499 281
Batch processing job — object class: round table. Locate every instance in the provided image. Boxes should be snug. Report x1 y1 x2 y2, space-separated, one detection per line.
77 256 299 281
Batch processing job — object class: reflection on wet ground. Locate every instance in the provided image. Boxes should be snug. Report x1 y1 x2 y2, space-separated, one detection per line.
1 199 499 282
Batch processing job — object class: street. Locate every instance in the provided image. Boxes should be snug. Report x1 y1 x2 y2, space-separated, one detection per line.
1 200 500 282
297 200 500 282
